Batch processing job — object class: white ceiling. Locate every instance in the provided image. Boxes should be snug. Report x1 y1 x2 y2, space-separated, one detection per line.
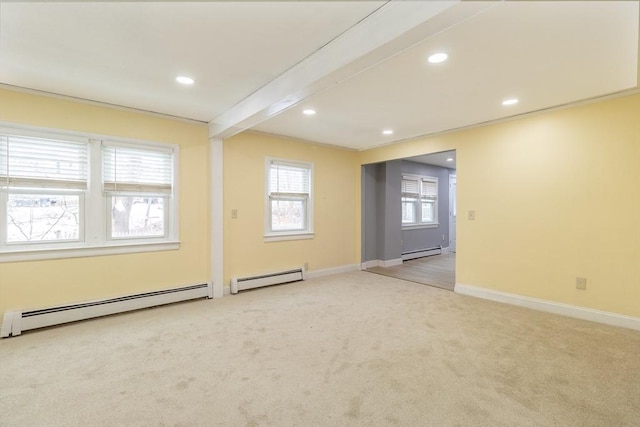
1 1 638 151
407 150 457 170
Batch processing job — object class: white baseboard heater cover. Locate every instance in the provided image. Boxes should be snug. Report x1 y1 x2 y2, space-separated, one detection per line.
1 282 213 338
401 246 442 261
231 267 305 294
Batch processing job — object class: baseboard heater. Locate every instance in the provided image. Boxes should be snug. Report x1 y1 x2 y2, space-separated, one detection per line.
231 267 305 294
401 245 442 261
1 282 213 338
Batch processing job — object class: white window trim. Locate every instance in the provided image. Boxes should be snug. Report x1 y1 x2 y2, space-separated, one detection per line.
401 174 438 229
0 122 180 261
264 157 314 241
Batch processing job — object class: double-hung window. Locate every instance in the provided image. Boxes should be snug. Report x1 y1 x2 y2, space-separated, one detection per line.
265 158 313 240
103 143 173 239
0 123 179 261
1 131 87 244
401 175 438 227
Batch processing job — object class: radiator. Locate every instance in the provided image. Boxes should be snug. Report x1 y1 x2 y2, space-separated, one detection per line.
401 246 442 261
1 282 213 338
231 267 305 294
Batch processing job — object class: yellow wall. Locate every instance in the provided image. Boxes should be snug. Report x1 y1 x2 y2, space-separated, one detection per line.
1 87 637 321
223 132 357 289
359 94 640 317
0 89 211 314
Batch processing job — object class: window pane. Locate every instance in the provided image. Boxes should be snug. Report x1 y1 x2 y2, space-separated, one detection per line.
111 196 165 238
422 202 435 222
271 199 305 231
402 200 417 224
7 194 81 242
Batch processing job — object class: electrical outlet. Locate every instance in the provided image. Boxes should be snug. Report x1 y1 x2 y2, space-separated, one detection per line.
576 277 587 290
231 209 238 219
304 262 309 271
468 210 476 220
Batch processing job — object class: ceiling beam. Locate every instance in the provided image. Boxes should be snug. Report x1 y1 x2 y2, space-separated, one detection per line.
208 0 496 140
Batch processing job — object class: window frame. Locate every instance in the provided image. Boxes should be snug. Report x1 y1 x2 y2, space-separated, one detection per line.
401 174 439 229
102 140 176 241
264 157 314 242
0 122 180 263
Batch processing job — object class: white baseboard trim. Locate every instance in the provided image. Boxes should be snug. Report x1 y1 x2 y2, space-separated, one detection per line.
360 259 403 269
306 264 359 279
381 258 403 268
455 283 640 331
361 260 379 269
223 287 231 296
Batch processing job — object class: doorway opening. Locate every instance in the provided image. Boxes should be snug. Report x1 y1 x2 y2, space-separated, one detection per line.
361 150 457 290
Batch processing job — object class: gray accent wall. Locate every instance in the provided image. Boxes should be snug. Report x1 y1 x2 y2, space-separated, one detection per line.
381 160 402 261
361 160 402 262
361 164 378 262
362 159 455 263
401 160 454 253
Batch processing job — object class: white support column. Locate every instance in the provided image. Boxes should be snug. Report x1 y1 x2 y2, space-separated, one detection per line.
210 137 224 298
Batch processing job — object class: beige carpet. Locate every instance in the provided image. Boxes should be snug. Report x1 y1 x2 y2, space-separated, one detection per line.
1 271 638 426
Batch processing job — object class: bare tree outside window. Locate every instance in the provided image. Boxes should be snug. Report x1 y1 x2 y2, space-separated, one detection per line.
7 194 80 242
111 196 164 238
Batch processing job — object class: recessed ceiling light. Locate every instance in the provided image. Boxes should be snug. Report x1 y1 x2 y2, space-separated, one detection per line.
383 129 393 135
428 52 448 64
303 109 316 116
446 157 454 162
502 98 519 106
176 76 194 85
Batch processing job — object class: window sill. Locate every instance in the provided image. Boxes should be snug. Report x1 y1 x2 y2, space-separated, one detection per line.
0 240 181 263
264 232 314 243
402 223 439 231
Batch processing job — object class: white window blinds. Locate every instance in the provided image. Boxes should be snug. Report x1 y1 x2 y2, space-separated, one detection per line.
0 134 88 189
401 178 419 198
103 144 173 194
421 180 437 200
269 161 310 197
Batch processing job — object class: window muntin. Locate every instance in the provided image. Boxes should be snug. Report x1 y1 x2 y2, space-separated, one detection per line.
401 175 438 227
0 124 179 259
266 159 313 238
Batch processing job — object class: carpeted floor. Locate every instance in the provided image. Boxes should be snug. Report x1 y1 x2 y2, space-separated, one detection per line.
1 271 638 426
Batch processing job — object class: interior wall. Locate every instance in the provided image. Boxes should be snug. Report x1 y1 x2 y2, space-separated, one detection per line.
358 93 640 318
401 160 453 252
361 164 378 263
0 88 211 315
223 131 357 289
361 161 403 263
380 160 402 261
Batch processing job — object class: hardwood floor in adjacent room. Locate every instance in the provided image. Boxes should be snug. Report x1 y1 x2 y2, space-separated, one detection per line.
367 252 455 291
